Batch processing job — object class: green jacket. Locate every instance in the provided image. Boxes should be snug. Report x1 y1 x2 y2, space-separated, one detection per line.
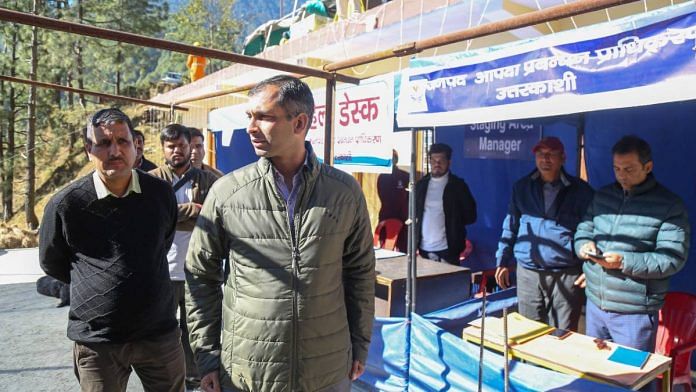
185 145 375 391
574 174 690 313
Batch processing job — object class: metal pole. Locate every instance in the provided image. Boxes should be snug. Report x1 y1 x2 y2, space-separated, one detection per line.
0 7 359 85
503 307 510 392
323 78 336 166
478 289 487 392
406 127 417 317
324 0 640 72
0 74 188 111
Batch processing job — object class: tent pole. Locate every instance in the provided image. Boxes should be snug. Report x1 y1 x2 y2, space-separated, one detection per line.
324 78 336 166
406 127 418 317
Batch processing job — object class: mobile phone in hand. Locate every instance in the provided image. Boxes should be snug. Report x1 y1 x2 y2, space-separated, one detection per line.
549 328 571 339
585 249 605 259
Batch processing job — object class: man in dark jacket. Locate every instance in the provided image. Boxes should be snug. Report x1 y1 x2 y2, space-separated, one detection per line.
133 129 158 171
575 135 690 352
495 137 593 331
415 143 477 265
39 108 184 391
377 149 409 251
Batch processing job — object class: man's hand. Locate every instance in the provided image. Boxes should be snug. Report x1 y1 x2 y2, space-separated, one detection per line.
573 273 586 288
594 252 623 270
495 267 510 289
349 360 365 381
200 371 220 392
579 241 598 260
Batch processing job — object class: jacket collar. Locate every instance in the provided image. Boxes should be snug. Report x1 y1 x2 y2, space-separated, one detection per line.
259 141 320 181
530 167 571 187
615 173 657 196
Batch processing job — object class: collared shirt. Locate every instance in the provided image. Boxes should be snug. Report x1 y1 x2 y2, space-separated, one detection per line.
167 168 194 281
272 154 309 232
531 170 570 214
92 169 141 199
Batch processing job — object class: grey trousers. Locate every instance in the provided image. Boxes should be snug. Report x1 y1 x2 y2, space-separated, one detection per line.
515 263 584 331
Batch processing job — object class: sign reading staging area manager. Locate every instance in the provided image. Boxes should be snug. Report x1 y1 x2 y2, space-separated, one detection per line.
465 121 541 160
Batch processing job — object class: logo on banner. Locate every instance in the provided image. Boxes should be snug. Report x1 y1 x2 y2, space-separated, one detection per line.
464 122 542 160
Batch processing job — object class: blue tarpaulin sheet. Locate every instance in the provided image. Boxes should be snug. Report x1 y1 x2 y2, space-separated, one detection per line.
362 292 627 391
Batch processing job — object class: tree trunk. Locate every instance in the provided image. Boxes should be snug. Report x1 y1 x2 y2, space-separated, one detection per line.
25 0 41 229
3 23 19 222
75 0 86 109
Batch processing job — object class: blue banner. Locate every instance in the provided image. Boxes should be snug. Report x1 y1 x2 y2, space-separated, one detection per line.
464 121 541 160
398 3 696 127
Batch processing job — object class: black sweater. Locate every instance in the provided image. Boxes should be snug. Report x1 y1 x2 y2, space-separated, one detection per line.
39 171 178 343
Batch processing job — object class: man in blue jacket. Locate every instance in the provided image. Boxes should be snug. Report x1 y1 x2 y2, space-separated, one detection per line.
575 135 690 351
495 137 593 331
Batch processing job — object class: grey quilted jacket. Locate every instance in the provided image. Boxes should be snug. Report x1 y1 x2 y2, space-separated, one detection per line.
185 145 375 391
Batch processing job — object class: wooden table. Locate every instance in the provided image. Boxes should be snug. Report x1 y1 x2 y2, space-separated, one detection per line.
463 319 672 391
375 255 470 317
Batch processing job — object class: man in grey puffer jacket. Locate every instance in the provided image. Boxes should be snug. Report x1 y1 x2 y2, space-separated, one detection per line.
186 75 375 392
574 135 690 352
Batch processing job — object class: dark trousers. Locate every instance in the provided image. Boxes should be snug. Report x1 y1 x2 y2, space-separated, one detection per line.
172 280 200 388
515 264 584 331
73 328 185 392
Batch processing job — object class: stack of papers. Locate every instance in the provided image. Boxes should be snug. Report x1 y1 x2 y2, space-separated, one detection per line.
465 312 555 346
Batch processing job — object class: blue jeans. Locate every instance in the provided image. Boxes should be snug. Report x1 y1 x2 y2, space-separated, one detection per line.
585 299 658 352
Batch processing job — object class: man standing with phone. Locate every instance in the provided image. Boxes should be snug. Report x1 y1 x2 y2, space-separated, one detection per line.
575 135 690 351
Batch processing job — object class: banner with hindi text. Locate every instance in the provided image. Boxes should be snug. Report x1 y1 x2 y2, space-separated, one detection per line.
397 2 696 128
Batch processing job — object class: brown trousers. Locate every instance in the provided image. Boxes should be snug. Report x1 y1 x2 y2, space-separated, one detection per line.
73 328 185 392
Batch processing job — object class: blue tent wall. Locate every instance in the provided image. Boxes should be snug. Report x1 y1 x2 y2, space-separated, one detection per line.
583 100 696 296
434 116 581 272
212 129 257 174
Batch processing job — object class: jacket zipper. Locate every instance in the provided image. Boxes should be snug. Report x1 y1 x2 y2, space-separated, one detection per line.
602 192 628 308
288 173 309 392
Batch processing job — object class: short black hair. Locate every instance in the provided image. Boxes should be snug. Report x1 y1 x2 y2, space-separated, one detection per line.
249 75 315 131
428 143 453 160
133 129 145 141
85 108 133 146
187 127 204 139
612 135 652 165
160 124 191 145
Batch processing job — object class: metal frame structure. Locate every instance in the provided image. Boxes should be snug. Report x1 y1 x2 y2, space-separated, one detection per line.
0 75 188 111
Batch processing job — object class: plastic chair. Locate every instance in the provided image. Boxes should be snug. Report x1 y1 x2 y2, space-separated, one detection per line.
655 291 696 392
372 219 404 251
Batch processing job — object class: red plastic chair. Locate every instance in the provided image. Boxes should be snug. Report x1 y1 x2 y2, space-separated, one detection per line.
373 219 404 251
655 291 696 392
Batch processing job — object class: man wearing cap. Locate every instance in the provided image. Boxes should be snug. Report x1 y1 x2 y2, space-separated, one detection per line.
495 137 593 331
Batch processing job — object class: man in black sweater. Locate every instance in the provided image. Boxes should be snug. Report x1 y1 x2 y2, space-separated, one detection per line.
39 108 185 392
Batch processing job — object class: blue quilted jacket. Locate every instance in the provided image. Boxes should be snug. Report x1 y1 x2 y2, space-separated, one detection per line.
496 169 594 270
574 174 690 313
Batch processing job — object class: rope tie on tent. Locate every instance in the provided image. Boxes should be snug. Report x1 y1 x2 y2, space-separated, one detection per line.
536 0 556 34
562 0 579 29
431 0 451 57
